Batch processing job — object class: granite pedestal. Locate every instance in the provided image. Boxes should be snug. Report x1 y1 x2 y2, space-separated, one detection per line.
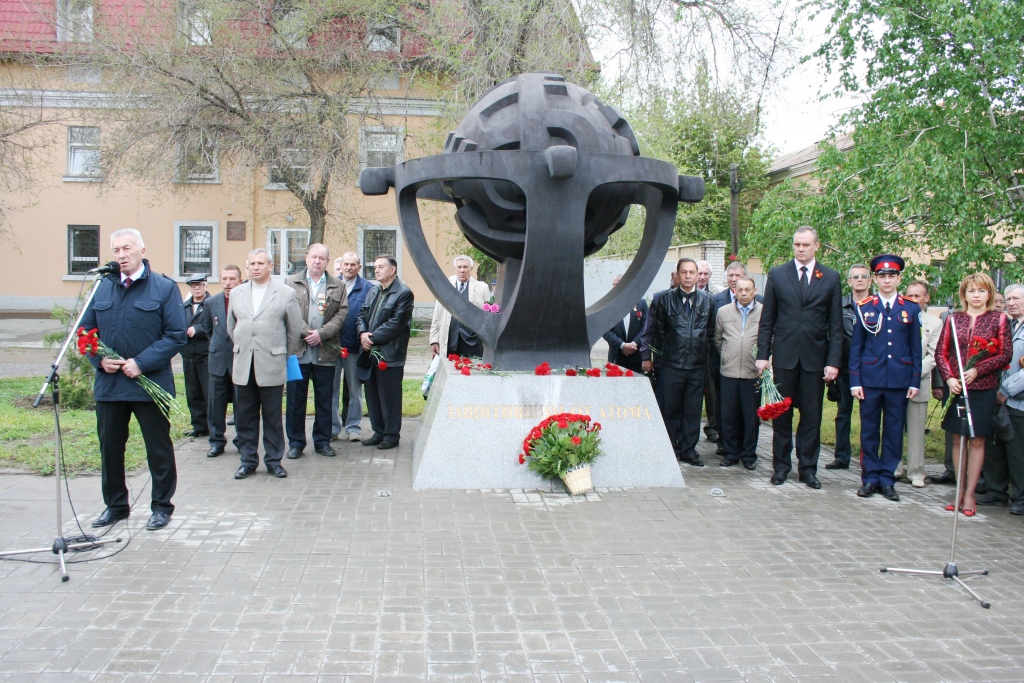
412 359 685 490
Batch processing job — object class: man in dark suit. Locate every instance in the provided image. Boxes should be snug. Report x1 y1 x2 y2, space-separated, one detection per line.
200 265 242 457
181 274 210 437
603 274 648 373
357 255 414 450
756 227 843 488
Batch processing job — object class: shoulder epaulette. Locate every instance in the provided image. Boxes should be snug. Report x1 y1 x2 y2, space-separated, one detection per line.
896 295 905 305
857 295 876 306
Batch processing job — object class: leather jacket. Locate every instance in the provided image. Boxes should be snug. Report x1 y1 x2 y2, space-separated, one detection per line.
841 293 856 366
356 278 414 367
651 287 716 371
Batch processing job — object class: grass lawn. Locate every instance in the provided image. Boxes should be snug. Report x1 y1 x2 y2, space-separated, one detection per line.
0 376 426 475
816 396 949 462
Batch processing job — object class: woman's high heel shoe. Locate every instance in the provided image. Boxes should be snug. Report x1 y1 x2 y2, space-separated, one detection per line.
945 502 957 511
962 507 976 517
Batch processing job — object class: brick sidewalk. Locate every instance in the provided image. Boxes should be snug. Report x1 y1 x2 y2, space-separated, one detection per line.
1 419 1023 682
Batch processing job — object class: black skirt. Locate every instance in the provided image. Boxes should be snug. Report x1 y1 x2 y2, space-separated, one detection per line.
941 388 997 438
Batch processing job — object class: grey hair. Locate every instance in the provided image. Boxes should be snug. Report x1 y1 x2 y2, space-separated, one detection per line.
342 251 360 264
1004 283 1024 298
696 260 712 271
247 247 272 261
725 261 747 274
110 228 144 248
453 255 474 267
794 226 820 241
848 263 870 275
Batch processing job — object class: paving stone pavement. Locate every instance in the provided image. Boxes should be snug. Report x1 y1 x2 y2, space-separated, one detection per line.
2 417 1024 683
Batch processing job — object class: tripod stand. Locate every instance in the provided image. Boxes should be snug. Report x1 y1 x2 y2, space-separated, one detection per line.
881 314 990 608
0 272 121 581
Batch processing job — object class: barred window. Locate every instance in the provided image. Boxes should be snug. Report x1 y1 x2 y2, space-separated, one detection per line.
360 227 397 280
179 226 213 276
67 225 99 274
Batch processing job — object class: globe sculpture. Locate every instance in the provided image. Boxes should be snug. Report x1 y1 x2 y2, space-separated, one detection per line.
360 72 704 371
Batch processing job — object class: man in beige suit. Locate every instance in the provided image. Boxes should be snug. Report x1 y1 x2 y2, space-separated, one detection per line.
900 279 942 487
714 277 763 469
227 248 303 480
429 255 492 358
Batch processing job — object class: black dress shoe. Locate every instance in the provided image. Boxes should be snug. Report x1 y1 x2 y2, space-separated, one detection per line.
690 458 705 468
720 458 738 467
857 483 877 497
315 445 337 457
184 428 208 437
975 494 1008 506
377 439 399 450
286 447 303 459
770 474 786 485
268 464 288 478
800 474 822 489
825 460 849 470
226 417 235 425
91 507 129 527
362 435 384 446
927 471 956 484
1009 500 1024 516
234 466 256 479
146 511 171 530
743 461 757 471
207 446 225 458
716 446 726 455
975 481 989 495
880 485 900 501
705 431 719 442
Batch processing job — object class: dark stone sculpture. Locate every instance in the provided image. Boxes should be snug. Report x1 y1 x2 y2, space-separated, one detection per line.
360 72 704 371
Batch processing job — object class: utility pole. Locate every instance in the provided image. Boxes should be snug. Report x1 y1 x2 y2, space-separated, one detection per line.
729 163 741 257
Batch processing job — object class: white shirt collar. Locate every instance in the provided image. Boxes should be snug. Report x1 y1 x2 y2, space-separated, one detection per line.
121 264 145 283
879 293 899 309
306 271 325 287
795 258 816 276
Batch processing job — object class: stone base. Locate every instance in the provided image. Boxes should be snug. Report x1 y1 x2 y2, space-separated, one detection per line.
412 360 685 490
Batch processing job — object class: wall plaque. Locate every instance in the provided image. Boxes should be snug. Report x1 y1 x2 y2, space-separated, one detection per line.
226 221 246 241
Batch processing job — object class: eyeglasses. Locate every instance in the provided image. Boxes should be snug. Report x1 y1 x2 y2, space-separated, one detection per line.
848 274 871 280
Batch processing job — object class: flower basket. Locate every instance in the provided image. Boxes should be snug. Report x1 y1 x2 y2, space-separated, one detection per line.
561 463 593 495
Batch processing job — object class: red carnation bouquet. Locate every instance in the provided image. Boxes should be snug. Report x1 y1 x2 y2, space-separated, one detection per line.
756 365 792 421
965 335 1001 370
519 413 602 493
76 327 182 420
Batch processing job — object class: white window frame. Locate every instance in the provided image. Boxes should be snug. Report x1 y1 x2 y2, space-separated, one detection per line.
366 18 399 52
173 221 219 282
178 131 220 183
266 146 312 190
273 7 308 49
56 0 93 43
67 224 100 275
359 126 404 170
266 227 310 278
64 126 101 182
357 224 402 282
179 0 213 46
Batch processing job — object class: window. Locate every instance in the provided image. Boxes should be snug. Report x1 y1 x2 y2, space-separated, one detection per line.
65 126 101 180
367 19 399 52
268 146 311 188
67 225 99 274
179 0 212 46
358 225 401 280
67 64 101 83
267 227 310 276
360 127 403 169
174 222 218 278
178 131 218 182
273 1 307 49
56 0 93 43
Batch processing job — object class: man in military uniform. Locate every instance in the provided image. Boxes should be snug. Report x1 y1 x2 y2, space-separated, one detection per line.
181 274 210 437
849 255 922 501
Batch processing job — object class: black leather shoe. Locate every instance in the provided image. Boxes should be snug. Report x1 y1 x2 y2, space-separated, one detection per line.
690 458 705 468
770 474 786 485
362 435 384 446
146 511 171 530
975 494 1007 506
268 464 288 478
800 474 822 489
315 445 336 457
207 446 225 458
184 428 208 437
716 446 726 455
857 483 877 497
720 458 738 467
743 461 757 471
377 439 399 450
286 447 303 459
705 431 719 442
226 417 235 425
1009 500 1024 515
234 466 255 479
927 471 956 484
825 460 849 470
975 481 989 495
91 508 129 527
880 485 900 501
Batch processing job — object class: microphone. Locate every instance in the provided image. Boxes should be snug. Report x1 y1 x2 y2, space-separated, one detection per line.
89 261 120 275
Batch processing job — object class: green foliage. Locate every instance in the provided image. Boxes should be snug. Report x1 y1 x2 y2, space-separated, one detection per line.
521 414 602 480
750 0 1024 299
43 306 96 410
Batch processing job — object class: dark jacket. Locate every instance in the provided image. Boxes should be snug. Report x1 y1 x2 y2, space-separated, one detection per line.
602 297 648 371
286 269 348 364
198 292 234 377
79 260 187 402
841 293 857 366
181 294 210 360
756 261 843 372
356 278 414 368
339 275 373 351
648 287 716 371
640 289 669 367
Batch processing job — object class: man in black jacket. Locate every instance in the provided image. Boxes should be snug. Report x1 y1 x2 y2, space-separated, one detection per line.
200 265 241 457
181 274 210 437
602 274 648 373
357 255 414 450
756 227 843 488
642 258 716 467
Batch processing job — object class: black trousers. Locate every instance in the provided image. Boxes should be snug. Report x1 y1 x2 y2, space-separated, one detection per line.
182 355 209 432
832 369 854 465
703 365 718 436
285 362 335 450
234 364 285 468
207 371 237 450
719 376 761 464
364 364 405 440
659 366 705 462
984 411 1024 503
96 400 176 515
772 365 826 478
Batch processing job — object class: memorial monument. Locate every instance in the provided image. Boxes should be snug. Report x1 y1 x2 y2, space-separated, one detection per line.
359 72 704 489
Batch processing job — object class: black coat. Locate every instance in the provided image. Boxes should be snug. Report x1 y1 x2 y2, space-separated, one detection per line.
181 295 210 360
650 287 716 371
356 279 414 369
602 298 648 371
756 261 843 372
199 292 234 377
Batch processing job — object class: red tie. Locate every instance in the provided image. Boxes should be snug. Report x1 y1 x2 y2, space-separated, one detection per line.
123 277 133 288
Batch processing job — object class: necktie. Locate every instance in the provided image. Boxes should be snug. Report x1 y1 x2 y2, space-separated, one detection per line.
683 295 691 315
458 282 465 294
123 277 132 288
885 302 891 316
800 266 808 286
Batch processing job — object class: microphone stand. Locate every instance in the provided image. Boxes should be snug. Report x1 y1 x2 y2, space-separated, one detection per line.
881 314 990 608
0 270 122 581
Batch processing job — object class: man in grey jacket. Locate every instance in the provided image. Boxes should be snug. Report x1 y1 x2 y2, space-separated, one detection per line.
227 248 303 479
990 284 1024 514
714 277 762 469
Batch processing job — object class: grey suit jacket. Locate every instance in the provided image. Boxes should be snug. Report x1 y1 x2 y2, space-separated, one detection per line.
227 279 303 386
